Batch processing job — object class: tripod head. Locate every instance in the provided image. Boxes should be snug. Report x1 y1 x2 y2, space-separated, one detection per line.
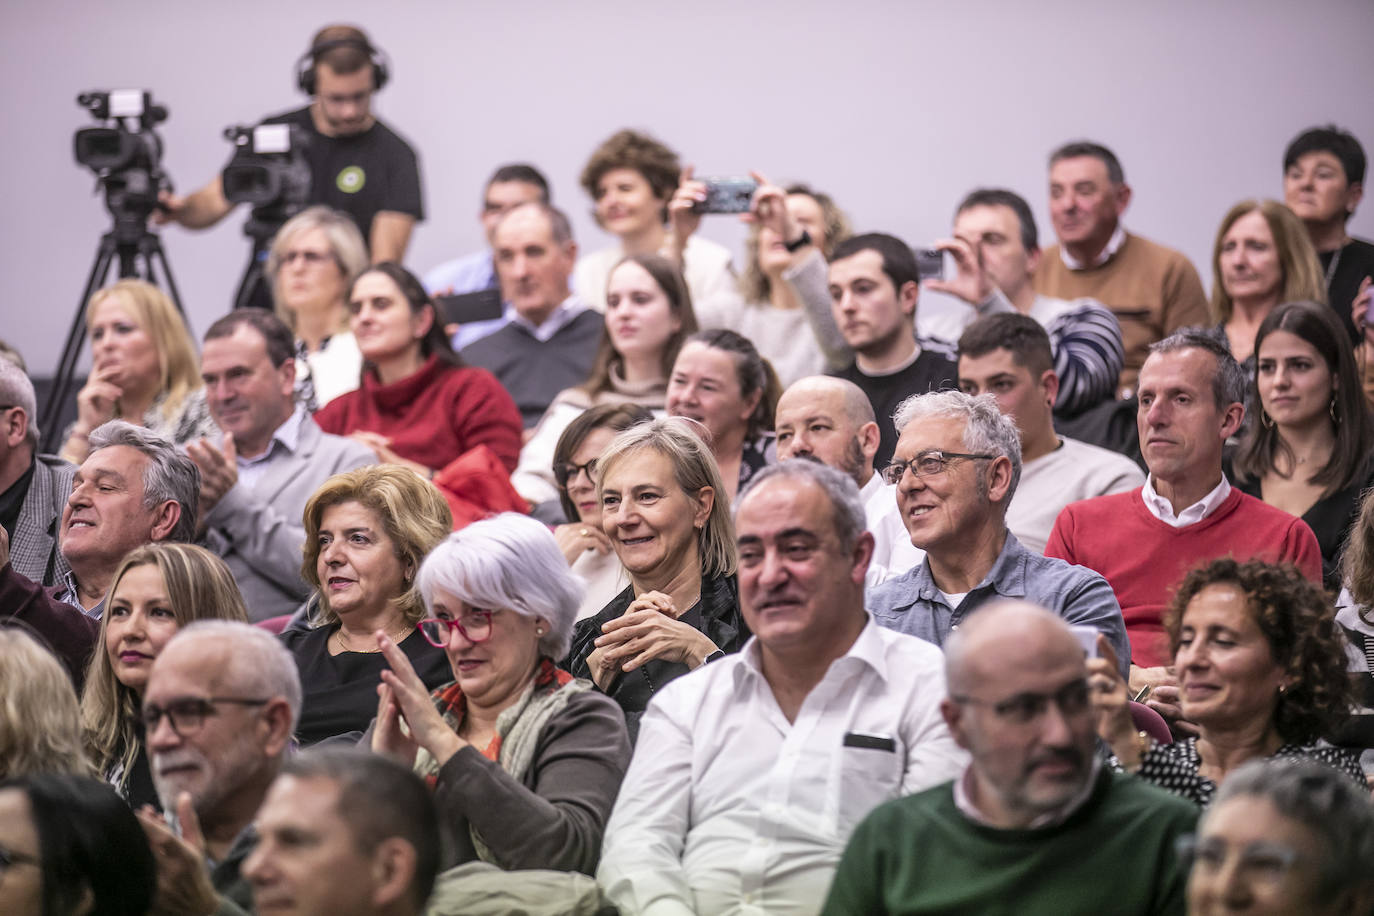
74 90 172 248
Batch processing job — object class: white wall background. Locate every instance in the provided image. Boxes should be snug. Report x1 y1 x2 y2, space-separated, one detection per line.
7 0 1374 374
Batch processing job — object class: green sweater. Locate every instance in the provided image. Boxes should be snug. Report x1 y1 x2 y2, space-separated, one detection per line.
822 768 1197 916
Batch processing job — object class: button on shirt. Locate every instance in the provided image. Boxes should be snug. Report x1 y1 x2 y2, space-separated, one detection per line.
1140 474 1231 528
598 617 967 916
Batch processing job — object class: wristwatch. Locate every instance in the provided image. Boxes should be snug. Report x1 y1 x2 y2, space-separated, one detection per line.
703 649 727 665
783 229 811 253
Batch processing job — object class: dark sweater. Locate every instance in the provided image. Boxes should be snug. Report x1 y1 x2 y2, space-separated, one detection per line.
833 346 958 469
459 308 603 428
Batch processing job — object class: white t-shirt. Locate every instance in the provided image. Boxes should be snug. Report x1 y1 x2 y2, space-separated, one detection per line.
1010 436 1145 553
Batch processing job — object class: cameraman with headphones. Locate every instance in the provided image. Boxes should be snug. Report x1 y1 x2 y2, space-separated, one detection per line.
156 24 423 263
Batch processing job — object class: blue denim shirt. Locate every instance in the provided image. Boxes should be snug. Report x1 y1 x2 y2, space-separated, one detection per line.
866 531 1130 676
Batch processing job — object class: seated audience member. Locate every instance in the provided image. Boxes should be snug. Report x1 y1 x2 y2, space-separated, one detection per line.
1283 125 1374 339
0 772 156 916
957 313 1143 553
244 747 440 916
373 514 631 874
668 329 780 501
312 262 523 477
573 129 737 315
866 390 1129 672
137 620 301 912
284 465 453 745
822 602 1197 916
0 627 93 780
1047 330 1323 691
565 419 748 740
60 279 217 464
599 461 966 915
1337 488 1374 768
190 310 375 621
1184 758 1374 915
459 203 602 428
1230 301 1374 589
0 360 74 586
0 528 96 686
549 403 654 620
266 206 370 409
774 375 922 581
821 233 958 468
671 174 850 386
1033 141 1210 396
928 188 1125 415
513 253 697 513
424 162 549 299
1093 558 1362 807
1210 199 1325 366
81 543 250 810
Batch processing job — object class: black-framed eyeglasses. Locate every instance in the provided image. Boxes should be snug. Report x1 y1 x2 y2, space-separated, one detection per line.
0 844 41 876
418 609 495 647
141 697 271 738
883 450 997 485
554 458 599 489
1175 834 1300 889
950 677 1091 725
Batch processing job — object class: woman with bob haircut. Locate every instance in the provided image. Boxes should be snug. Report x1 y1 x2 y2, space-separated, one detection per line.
1092 557 1362 807
266 205 370 409
81 543 249 810
0 627 93 781
61 278 215 464
572 129 738 319
284 465 454 745
565 417 748 740
1210 199 1326 366
1182 758 1374 915
1229 301 1374 589
312 261 523 478
513 253 698 512
372 513 631 875
0 772 156 916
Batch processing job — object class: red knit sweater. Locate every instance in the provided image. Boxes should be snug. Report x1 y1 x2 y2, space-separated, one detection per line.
313 355 522 474
1045 487 1322 668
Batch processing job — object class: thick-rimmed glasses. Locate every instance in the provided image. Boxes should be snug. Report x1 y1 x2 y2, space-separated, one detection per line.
418 610 495 647
949 678 1091 725
554 458 599 490
882 449 997 485
141 697 271 738
0 844 40 877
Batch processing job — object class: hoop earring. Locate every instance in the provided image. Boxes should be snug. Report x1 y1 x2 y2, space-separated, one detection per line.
1261 409 1274 429
1331 397 1341 424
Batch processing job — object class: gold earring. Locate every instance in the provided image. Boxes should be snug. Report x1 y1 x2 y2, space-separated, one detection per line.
1261 409 1274 429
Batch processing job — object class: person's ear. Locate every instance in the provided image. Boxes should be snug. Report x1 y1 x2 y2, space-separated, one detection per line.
370 837 418 908
1113 182 1133 216
260 697 295 756
849 530 875 585
413 303 436 340
940 698 971 752
3 406 27 449
692 485 715 529
1346 181 1364 216
985 455 1014 504
858 421 881 464
739 387 763 424
149 500 181 541
1220 401 1245 440
278 357 297 397
898 280 920 318
1040 369 1060 410
1025 245 1042 276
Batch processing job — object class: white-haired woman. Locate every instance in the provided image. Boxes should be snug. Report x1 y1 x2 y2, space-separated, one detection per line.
372 513 631 875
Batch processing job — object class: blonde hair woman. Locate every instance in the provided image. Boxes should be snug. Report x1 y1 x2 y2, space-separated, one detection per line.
0 627 95 780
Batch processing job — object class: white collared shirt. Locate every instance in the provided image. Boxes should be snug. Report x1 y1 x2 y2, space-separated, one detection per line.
1140 474 1231 528
598 618 967 916
508 294 587 342
235 407 309 491
1060 224 1127 270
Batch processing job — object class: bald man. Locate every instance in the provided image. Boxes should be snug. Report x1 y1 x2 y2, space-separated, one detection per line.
823 601 1196 916
775 376 922 581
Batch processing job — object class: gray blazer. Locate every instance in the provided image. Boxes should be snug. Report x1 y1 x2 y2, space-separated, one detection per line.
11 454 75 587
203 419 374 622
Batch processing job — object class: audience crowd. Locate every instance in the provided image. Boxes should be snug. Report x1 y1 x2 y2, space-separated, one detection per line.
6 21 1374 915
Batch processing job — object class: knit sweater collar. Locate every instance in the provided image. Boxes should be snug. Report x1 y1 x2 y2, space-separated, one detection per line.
360 353 446 412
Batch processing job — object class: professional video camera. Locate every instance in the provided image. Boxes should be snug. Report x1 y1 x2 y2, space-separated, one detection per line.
222 121 312 237
73 90 170 230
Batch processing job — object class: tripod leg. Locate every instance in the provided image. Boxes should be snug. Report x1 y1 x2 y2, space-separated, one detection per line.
144 237 189 329
39 234 116 454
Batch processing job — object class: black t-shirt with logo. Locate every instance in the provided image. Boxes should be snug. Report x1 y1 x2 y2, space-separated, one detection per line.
263 106 424 248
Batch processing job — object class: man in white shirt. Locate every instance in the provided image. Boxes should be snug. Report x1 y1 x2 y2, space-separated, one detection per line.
598 460 966 916
956 313 1143 553
773 376 922 581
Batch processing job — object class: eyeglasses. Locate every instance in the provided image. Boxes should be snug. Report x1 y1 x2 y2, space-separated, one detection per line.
282 249 334 267
554 458 599 489
883 450 997 485
141 697 271 738
1175 835 1300 890
0 844 40 877
950 678 1091 725
418 609 495 647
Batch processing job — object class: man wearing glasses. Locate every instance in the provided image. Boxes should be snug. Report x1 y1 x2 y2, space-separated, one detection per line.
822 602 1197 915
865 389 1129 676
135 621 301 915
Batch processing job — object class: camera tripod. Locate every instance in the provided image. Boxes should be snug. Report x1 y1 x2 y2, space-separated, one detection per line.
231 210 289 311
38 220 185 455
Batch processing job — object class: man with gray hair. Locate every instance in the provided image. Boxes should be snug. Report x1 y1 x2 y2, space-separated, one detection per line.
458 202 602 427
0 359 75 585
866 389 1129 674
1047 329 1321 708
600 460 967 915
136 620 302 915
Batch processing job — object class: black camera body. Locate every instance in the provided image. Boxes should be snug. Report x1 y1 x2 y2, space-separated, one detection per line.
221 122 313 243
73 90 169 231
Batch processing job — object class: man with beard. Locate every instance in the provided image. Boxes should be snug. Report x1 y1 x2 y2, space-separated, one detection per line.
136 621 301 914
822 601 1197 916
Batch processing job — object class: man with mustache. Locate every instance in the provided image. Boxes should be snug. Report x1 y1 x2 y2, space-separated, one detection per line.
137 621 301 914
822 601 1198 915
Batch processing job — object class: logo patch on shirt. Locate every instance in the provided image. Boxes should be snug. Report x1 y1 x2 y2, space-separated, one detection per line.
336 166 366 194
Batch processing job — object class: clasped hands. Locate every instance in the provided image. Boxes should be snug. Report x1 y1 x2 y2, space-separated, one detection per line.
585 590 718 691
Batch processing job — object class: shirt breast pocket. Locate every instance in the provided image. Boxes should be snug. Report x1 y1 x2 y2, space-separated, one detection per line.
835 739 905 834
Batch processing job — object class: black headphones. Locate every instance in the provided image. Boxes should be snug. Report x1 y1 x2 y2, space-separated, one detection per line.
295 36 390 95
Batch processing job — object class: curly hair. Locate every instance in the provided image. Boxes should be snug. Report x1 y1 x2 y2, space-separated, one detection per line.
579 129 681 224
1164 558 1351 745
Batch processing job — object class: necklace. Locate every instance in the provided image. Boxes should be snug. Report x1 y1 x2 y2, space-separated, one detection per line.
1324 244 1344 289
333 621 413 654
